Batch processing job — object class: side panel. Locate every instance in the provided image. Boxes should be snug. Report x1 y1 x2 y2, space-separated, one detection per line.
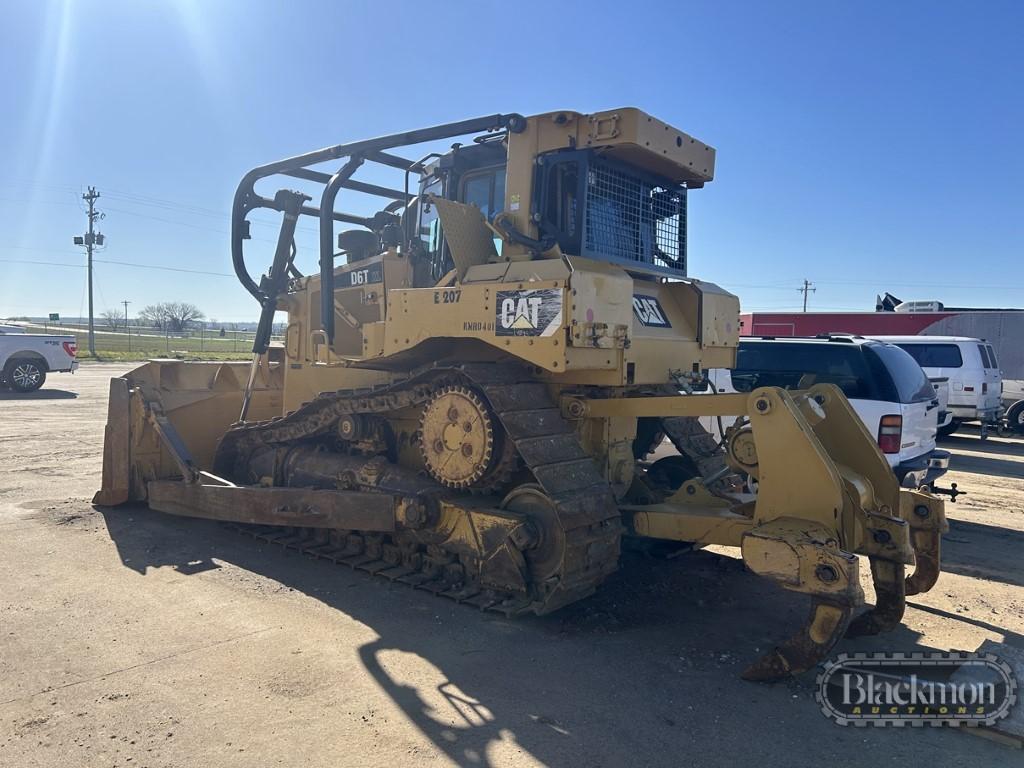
627 280 739 383
383 279 570 372
566 258 633 353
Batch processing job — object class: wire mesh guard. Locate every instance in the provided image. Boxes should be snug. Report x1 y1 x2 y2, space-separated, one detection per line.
584 161 686 272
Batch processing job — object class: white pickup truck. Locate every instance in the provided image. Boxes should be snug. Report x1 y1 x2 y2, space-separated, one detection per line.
0 327 79 392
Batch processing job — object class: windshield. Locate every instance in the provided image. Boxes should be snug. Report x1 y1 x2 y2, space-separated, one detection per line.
865 344 936 403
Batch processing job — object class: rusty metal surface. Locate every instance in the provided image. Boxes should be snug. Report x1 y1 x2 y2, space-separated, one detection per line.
742 599 853 682
147 481 399 530
901 489 948 596
846 558 907 637
905 541 941 596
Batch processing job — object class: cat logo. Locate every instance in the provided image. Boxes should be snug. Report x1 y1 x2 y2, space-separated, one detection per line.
502 296 542 329
633 295 671 328
495 288 563 337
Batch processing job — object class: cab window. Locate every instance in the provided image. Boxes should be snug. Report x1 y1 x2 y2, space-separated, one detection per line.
417 176 452 284
460 167 505 222
460 166 505 254
895 343 963 368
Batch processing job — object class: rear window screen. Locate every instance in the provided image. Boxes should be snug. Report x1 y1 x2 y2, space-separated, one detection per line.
986 344 999 367
977 344 994 368
866 344 936 404
896 343 964 368
732 342 874 399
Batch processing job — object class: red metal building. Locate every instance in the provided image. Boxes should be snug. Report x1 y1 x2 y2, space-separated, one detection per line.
739 311 955 338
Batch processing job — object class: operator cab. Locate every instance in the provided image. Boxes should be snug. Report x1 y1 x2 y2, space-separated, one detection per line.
410 129 691 287
412 138 507 286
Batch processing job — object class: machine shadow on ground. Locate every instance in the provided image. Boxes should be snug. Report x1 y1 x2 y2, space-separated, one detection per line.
939 433 1024 479
907 601 1024 648
950 454 1024 479
940 433 1024 455
0 388 78 400
90 502 997 768
940 518 1024 588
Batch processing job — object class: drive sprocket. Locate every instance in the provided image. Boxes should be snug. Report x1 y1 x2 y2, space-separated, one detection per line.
419 384 510 490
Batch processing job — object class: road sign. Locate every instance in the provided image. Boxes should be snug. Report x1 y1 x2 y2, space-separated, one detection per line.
49 313 60 321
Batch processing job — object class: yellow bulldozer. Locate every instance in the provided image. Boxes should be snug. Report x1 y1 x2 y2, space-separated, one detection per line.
94 108 947 680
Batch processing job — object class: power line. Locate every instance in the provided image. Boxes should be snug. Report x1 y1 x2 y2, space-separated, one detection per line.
0 186 319 237
96 258 233 277
718 282 797 291
0 258 84 268
0 258 233 277
0 193 293 244
100 205 279 243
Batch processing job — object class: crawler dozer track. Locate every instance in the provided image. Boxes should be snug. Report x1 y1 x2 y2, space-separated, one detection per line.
214 363 623 615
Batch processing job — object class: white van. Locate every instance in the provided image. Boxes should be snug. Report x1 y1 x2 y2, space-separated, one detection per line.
704 336 949 488
867 336 1002 437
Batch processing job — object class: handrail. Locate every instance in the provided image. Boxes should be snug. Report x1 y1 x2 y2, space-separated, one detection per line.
230 113 526 324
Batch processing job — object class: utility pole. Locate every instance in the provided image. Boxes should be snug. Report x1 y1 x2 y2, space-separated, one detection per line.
122 300 131 353
798 279 816 312
74 188 104 356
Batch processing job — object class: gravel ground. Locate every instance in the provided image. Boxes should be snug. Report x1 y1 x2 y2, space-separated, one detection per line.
1 362 1021 767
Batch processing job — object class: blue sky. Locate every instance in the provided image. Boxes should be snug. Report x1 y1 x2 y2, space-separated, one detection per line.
1 0 1021 321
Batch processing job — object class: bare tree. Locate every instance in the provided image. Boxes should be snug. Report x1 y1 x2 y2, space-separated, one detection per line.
138 305 162 329
100 309 123 330
138 302 205 332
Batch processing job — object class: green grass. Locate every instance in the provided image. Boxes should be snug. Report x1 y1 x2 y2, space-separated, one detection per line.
14 324 270 362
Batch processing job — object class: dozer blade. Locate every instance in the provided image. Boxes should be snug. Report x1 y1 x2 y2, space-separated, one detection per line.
147 480 403 530
93 358 282 506
94 376 132 506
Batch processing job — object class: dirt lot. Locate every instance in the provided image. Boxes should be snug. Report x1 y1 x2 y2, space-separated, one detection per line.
2 363 1022 767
